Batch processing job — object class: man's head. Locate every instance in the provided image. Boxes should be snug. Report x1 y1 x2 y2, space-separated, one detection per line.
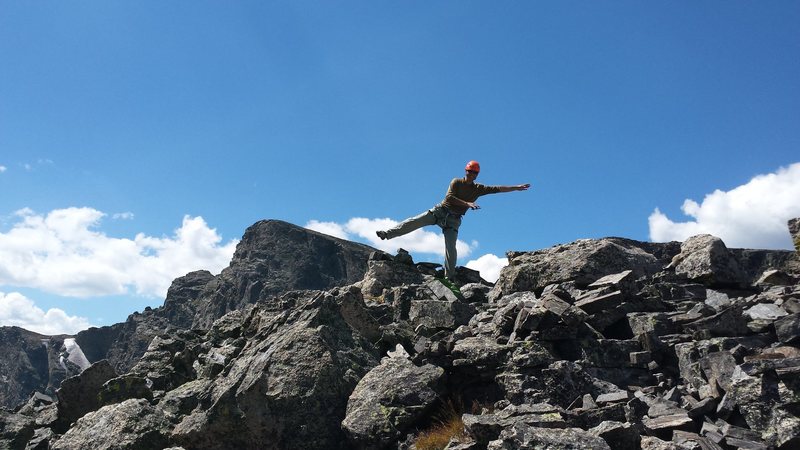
465 160 480 181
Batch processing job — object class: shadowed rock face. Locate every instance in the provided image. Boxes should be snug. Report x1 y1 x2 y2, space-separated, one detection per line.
4 223 800 450
189 219 376 329
0 328 78 410
790 218 800 253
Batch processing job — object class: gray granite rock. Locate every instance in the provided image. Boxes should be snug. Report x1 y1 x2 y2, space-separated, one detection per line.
342 356 444 448
490 238 665 300
51 399 171 450
670 234 746 287
775 314 800 344
487 422 611 449
55 360 117 427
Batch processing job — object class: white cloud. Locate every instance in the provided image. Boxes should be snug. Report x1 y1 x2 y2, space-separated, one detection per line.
649 162 800 249
0 207 238 298
306 217 475 258
305 220 349 240
0 291 92 335
112 212 135 220
466 253 508 283
0 165 6 173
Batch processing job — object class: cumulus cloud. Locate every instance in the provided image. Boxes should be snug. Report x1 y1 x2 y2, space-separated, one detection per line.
466 253 508 283
0 291 92 335
0 207 238 298
649 162 800 249
0 165 6 173
306 217 475 258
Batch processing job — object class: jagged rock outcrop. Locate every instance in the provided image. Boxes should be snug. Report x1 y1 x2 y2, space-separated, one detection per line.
3 221 800 450
190 219 376 328
161 270 217 329
169 288 380 450
0 328 81 410
489 238 677 301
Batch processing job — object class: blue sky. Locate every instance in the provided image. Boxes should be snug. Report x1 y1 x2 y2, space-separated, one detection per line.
1 2 799 334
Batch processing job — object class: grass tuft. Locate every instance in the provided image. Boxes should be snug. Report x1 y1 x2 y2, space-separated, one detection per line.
413 399 470 450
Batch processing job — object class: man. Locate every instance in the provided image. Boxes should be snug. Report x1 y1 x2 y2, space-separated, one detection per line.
376 160 530 281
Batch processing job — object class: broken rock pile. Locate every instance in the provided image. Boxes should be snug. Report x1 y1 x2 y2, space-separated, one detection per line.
2 221 800 449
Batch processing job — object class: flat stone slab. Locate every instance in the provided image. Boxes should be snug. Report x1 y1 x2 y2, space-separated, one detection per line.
595 391 631 404
745 303 788 321
575 291 624 314
775 313 800 344
643 412 693 432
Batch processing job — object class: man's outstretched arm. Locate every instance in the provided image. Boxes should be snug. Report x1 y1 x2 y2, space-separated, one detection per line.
497 183 531 193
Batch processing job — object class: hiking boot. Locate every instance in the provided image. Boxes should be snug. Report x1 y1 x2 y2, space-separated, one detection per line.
376 230 388 240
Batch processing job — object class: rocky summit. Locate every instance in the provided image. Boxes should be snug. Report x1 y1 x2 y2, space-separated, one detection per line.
2 219 800 450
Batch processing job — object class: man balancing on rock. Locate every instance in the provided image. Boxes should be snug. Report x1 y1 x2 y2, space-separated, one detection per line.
376 160 530 282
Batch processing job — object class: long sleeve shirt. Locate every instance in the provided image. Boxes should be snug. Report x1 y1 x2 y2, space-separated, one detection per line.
440 178 502 216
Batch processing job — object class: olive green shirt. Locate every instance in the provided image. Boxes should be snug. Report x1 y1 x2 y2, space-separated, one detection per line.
440 178 503 216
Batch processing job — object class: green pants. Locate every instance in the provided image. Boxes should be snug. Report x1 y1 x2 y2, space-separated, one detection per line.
384 205 462 279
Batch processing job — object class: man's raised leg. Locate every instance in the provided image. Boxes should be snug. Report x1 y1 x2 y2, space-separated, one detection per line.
380 209 437 240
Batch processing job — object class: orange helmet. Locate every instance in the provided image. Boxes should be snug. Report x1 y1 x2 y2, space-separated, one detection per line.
465 160 481 173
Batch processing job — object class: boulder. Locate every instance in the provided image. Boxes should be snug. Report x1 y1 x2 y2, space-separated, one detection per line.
639 436 675 450
463 403 566 447
699 351 737 397
775 314 800 344
587 270 637 296
745 303 788 321
360 259 425 298
589 420 641 450
460 283 492 303
409 300 475 331
670 234 746 287
486 422 611 450
426 278 463 302
490 238 664 300
51 399 171 450
342 355 444 449
755 269 796 286
451 336 512 368
98 375 153 406
56 360 117 426
0 409 35 450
